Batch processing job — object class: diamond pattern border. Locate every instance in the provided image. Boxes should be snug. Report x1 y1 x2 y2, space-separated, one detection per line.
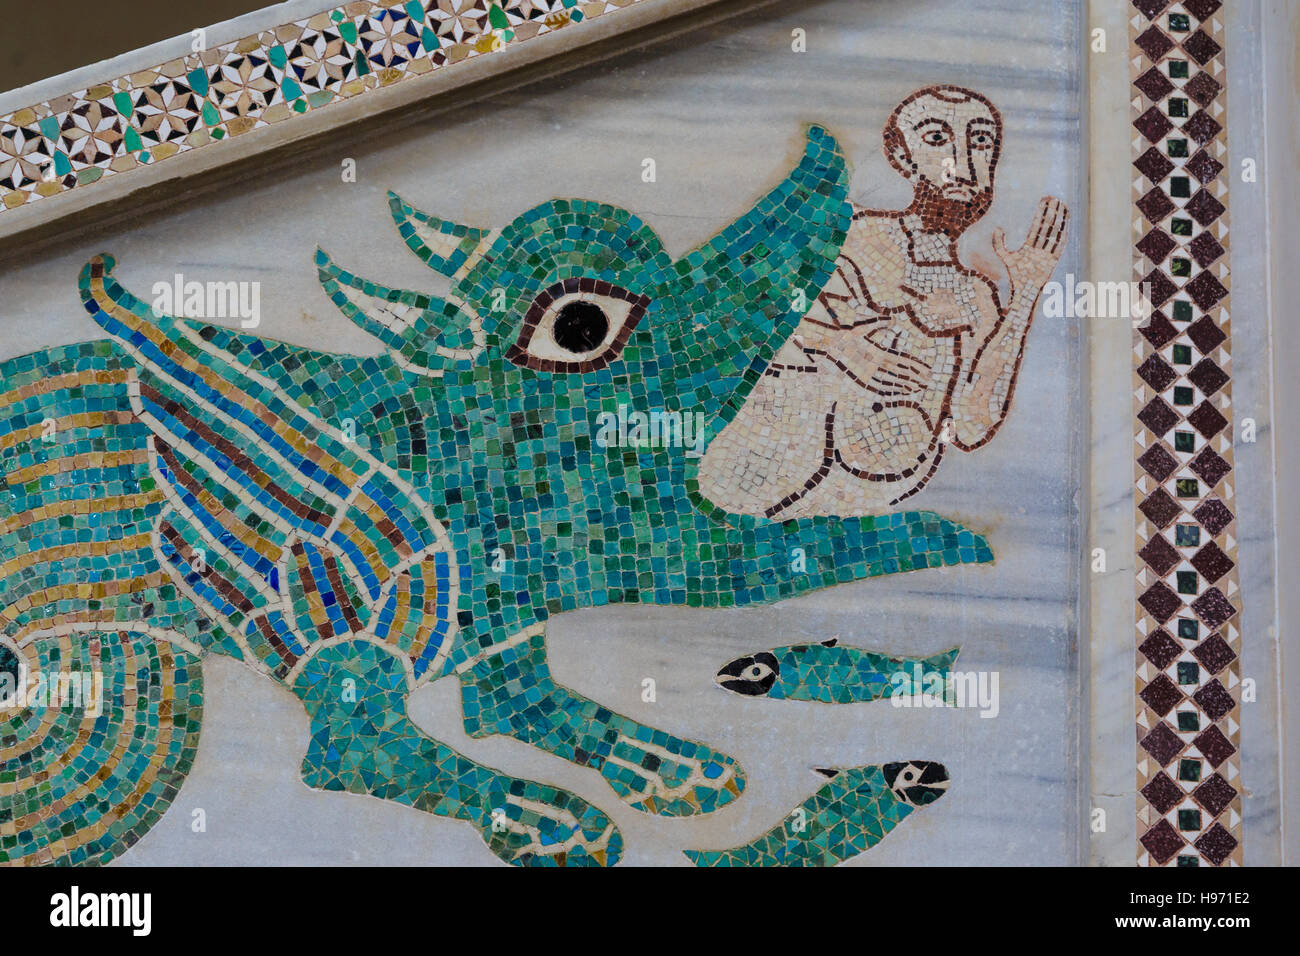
1130 0 1243 866
0 0 647 212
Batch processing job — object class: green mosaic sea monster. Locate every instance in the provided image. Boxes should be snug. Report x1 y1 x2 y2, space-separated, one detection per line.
0 126 993 866
686 761 950 866
715 637 960 702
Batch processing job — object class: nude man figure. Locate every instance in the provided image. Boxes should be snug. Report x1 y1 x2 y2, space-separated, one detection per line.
698 85 1069 518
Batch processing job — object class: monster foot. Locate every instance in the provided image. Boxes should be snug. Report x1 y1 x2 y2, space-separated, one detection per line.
296 641 622 866
458 625 745 816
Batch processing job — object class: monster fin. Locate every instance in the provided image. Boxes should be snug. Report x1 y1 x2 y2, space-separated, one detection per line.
922 646 961 672
314 248 485 376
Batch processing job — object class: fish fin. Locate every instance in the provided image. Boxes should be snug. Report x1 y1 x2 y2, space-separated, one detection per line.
821 636 839 647
813 767 841 779
924 646 961 671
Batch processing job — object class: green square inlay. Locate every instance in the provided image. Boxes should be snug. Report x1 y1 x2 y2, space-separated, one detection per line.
1176 477 1199 497
1179 758 1202 782
1173 385 1194 405
1172 300 1194 321
1175 524 1200 547
1178 618 1199 641
1171 217 1193 236
1178 808 1202 830
1176 571 1198 595
1169 98 1189 118
1178 710 1200 732
1177 660 1199 683
1168 138 1189 157
1170 177 1191 198
1177 854 1200 867
1169 12 1190 31
1171 258 1191 277
1173 343 1192 364
1170 60 1189 79
1174 431 1195 452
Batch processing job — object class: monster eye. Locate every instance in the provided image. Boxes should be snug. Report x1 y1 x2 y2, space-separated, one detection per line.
506 277 650 373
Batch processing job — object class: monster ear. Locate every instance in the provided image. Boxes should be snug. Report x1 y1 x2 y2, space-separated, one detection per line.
668 126 851 426
315 248 484 376
388 191 490 277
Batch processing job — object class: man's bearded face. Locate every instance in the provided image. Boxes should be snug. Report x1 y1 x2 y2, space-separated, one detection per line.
892 93 1001 233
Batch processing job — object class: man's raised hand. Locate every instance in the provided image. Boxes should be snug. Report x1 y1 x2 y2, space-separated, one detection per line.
992 195 1069 299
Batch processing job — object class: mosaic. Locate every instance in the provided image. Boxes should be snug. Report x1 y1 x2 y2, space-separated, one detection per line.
686 761 949 867
1129 0 1242 866
0 0 650 213
0 125 997 866
698 85 1069 516
715 636 959 703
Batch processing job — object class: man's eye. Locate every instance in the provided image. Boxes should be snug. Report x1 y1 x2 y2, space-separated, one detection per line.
922 130 951 146
506 277 650 372
971 132 994 149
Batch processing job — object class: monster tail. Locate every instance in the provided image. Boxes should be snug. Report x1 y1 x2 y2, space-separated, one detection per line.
0 344 209 865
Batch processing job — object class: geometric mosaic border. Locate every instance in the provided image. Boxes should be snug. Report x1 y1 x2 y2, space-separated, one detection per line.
0 0 649 213
1130 0 1243 866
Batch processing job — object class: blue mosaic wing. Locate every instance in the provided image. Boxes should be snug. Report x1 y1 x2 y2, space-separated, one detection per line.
79 255 458 681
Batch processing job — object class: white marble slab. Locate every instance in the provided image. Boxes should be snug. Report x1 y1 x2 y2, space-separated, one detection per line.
0 0 1087 865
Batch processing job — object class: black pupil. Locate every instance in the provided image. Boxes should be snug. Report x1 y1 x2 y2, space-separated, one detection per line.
553 301 609 354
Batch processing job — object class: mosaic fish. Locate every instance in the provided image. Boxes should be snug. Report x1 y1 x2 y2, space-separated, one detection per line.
1 127 993 867
686 761 949 866
715 637 960 702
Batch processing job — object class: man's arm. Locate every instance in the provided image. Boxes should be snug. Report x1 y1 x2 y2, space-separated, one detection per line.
949 196 1069 450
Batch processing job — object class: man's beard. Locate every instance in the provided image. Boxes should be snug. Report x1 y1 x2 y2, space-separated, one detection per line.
908 178 994 237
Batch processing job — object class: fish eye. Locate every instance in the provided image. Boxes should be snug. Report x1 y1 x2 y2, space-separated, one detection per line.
506 277 650 373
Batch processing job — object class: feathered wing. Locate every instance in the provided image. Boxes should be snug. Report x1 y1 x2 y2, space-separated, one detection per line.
79 255 458 683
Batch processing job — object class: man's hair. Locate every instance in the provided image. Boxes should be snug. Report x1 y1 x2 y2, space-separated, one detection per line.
882 85 1003 177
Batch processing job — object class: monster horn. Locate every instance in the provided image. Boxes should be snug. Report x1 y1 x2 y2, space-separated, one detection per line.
387 190 491 277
